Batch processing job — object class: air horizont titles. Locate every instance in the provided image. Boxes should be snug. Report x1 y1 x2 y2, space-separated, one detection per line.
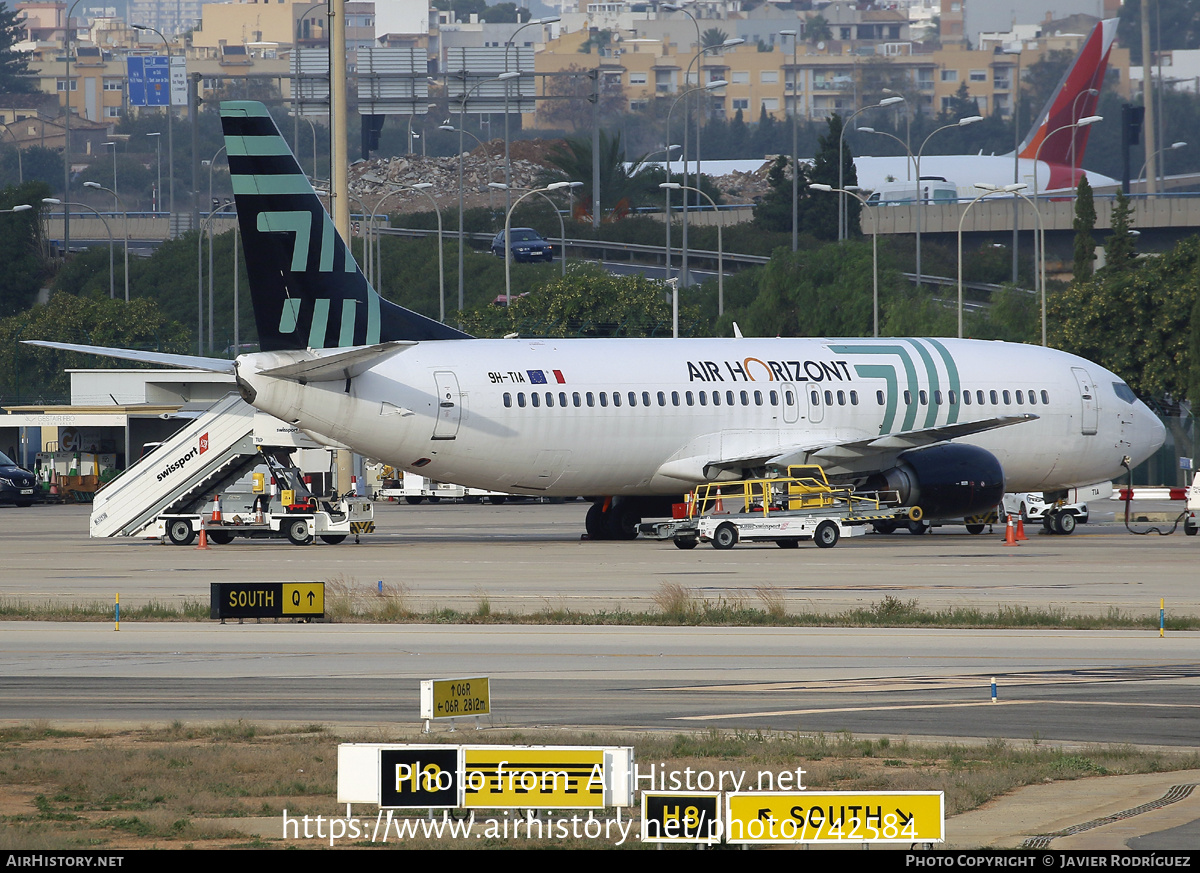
685 340 962 435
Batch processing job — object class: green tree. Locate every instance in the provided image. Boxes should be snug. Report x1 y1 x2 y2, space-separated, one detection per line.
1103 190 1136 273
0 182 48 317
0 3 32 94
701 28 730 49
752 155 797 233
1073 176 1096 281
802 114 858 241
459 263 691 337
2 294 190 402
806 14 832 44
732 244 879 337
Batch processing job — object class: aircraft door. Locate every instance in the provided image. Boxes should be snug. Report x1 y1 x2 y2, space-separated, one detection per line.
781 382 800 424
1071 367 1098 435
431 371 462 440
805 382 824 424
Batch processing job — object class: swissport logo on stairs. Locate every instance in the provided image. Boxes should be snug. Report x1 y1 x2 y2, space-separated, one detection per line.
155 432 209 483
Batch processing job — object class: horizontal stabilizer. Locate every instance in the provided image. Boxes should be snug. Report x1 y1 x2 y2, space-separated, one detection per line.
22 341 236 374
253 341 415 382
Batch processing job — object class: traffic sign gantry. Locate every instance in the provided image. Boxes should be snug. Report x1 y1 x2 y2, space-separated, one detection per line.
725 791 943 844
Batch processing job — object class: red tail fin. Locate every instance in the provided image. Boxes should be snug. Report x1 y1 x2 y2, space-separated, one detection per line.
1018 18 1119 167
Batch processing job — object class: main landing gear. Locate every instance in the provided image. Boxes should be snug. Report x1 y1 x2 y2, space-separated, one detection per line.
585 499 641 540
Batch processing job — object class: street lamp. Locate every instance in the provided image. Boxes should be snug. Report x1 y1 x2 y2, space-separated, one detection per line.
781 29 799 252
490 181 569 277
665 81 725 290
1139 141 1187 185
368 183 444 322
1069 88 1101 186
503 16 559 218
914 114 983 284
680 40 741 286
858 127 916 181
957 183 1026 339
131 24 174 238
199 202 235 354
449 71 519 313
63 0 86 254
661 181 723 322
44 197 113 299
812 183 880 337
146 131 161 213
83 181 128 302
202 145 228 350
499 181 572 304
838 97 904 241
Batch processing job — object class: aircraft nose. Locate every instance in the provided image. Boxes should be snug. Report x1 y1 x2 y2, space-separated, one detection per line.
1135 401 1166 463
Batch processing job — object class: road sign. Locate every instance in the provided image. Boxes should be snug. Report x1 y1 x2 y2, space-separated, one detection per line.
127 55 187 107
379 747 459 808
209 582 324 620
462 746 608 809
642 793 721 843
725 791 944 844
420 676 490 720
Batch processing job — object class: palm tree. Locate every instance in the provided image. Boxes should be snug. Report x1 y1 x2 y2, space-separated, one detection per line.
543 131 658 221
701 27 730 49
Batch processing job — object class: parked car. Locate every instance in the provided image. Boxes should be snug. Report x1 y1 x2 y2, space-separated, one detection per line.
490 228 554 262
0 450 37 507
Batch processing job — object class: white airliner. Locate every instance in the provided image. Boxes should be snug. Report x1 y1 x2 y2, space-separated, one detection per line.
855 18 1121 198
29 99 1164 540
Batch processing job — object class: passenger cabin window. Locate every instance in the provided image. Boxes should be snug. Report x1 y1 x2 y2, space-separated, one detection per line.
850 390 859 405
672 391 680 406
1002 390 1011 404
1041 390 1050 404
531 393 540 407
573 392 581 407
754 390 763 406
545 392 554 407
613 392 622 407
686 391 695 406
712 391 721 406
812 390 821 405
877 390 885 405
518 393 526 407
504 393 512 407
657 391 666 406
599 392 608 407
587 392 595 407
824 390 833 405
963 390 972 405
989 390 998 405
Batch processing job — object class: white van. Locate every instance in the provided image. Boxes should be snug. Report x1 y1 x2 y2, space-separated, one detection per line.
865 177 959 206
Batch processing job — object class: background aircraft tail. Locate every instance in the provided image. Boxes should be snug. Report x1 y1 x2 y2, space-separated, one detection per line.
219 101 468 351
1017 18 1118 167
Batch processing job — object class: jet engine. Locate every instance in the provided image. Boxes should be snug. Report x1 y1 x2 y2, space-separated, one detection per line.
863 444 1005 519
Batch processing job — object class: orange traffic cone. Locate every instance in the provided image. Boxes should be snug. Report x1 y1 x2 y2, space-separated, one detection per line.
196 527 209 550
1003 514 1018 546
1015 515 1028 541
211 494 222 524
48 470 58 497
715 488 725 513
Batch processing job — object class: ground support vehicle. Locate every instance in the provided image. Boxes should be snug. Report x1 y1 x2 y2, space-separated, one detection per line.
89 394 373 545
662 466 912 550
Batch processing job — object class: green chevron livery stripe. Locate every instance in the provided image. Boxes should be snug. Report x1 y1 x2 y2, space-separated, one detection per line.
232 174 313 195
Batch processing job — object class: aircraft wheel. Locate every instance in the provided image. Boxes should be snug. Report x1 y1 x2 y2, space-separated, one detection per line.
286 519 313 545
907 520 930 535
167 519 195 546
673 536 698 550
775 539 800 548
320 534 347 545
606 503 641 540
208 530 235 545
814 520 840 549
585 502 608 539
711 522 738 550
1056 512 1077 535
964 524 986 535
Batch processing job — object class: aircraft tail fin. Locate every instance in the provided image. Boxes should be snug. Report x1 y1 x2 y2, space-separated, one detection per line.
219 101 468 351
1017 18 1119 167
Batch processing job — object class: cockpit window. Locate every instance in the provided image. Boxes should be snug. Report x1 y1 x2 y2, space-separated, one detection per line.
1113 382 1137 404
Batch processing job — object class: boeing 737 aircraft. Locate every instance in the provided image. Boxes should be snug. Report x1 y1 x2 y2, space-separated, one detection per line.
855 18 1121 198
30 100 1164 541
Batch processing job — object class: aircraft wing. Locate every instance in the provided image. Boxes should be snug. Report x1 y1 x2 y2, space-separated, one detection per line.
655 414 1037 485
21 341 236 374
769 414 1038 469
